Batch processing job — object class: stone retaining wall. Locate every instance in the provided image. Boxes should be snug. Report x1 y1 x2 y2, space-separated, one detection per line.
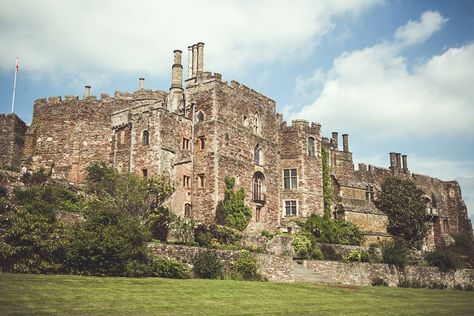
148 243 294 283
303 260 474 289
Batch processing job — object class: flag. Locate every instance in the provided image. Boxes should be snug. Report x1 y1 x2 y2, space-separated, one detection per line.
15 57 19 73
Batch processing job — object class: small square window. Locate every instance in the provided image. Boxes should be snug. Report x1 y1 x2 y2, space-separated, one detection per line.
284 200 297 217
182 138 190 150
199 137 205 150
198 174 205 188
283 169 297 190
183 175 190 188
142 169 148 178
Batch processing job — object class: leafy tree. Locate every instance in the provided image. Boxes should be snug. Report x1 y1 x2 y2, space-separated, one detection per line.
231 250 260 281
376 176 429 248
147 206 176 242
0 208 68 274
215 177 252 231
65 207 151 276
192 250 223 279
85 162 174 220
303 214 363 245
381 238 409 268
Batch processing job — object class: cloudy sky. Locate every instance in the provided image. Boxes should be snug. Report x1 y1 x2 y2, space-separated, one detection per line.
0 0 473 223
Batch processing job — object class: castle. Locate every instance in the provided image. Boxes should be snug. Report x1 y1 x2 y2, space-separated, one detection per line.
1 43 472 249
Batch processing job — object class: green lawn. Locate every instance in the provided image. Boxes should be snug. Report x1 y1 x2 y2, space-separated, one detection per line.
1 273 473 315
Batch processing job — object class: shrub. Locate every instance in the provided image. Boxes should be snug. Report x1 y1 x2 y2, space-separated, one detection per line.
303 215 363 246
193 223 242 247
292 231 314 259
320 244 342 261
170 217 196 244
310 246 324 260
425 248 459 272
148 206 176 242
148 256 191 279
343 249 370 263
381 238 409 268
231 250 260 281
368 245 382 263
192 250 224 279
261 230 273 238
215 177 252 231
371 277 388 286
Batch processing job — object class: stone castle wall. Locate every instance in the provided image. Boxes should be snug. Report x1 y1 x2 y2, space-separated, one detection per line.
148 243 295 283
302 260 474 289
0 113 27 168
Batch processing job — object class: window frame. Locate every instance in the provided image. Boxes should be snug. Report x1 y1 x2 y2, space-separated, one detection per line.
183 175 190 188
142 130 150 146
307 137 316 157
283 200 298 217
283 168 297 190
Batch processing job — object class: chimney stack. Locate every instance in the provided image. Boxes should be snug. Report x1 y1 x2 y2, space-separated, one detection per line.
192 44 198 77
170 50 183 90
331 132 338 150
84 85 91 98
395 153 402 172
187 46 193 79
402 155 408 173
389 152 396 171
197 42 204 74
342 134 349 152
139 78 145 90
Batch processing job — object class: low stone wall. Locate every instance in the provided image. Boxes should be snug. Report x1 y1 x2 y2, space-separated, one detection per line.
148 243 294 283
303 260 474 289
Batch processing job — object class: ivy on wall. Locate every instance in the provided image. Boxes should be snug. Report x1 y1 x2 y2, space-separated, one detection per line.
321 146 332 218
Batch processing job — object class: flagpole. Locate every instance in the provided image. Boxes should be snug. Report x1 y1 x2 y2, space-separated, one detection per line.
11 57 18 113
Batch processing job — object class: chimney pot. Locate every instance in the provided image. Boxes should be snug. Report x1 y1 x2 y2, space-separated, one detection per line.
342 134 349 152
84 85 91 97
402 154 408 173
395 153 402 172
331 132 338 150
139 78 145 90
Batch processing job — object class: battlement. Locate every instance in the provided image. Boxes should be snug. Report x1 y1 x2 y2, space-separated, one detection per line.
280 119 321 131
228 80 275 104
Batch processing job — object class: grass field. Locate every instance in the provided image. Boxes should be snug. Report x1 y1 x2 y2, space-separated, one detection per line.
1 273 473 315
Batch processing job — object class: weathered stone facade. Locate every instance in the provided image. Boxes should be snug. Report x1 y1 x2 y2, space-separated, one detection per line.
0 113 27 168
1 42 471 246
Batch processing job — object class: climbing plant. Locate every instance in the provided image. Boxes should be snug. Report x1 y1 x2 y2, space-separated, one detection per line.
321 146 332 218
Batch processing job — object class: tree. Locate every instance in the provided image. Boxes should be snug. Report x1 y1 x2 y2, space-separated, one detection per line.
376 176 429 248
215 177 252 231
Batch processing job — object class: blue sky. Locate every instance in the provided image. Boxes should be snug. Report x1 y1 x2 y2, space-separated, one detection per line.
0 0 473 223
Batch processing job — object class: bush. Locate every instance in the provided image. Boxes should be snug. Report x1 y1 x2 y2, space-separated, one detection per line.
193 223 242 247
170 217 196 244
425 248 459 272
319 244 342 261
310 246 324 260
303 215 363 246
215 177 252 231
231 250 260 281
148 206 176 242
343 249 370 263
192 251 224 279
371 277 388 286
381 238 409 268
292 231 314 259
148 256 191 279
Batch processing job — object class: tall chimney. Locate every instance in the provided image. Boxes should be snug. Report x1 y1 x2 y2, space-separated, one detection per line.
84 85 91 97
187 46 193 79
389 152 396 171
197 42 204 74
331 132 338 150
139 78 145 90
192 44 198 77
402 155 408 173
395 153 402 172
170 50 183 90
342 134 349 152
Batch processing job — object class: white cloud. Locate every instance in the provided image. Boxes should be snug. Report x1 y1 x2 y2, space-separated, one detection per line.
394 10 448 46
0 0 382 84
294 11 474 139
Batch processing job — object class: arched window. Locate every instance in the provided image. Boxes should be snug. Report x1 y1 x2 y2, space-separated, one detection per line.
253 172 265 202
197 111 205 122
254 144 262 165
184 203 192 218
142 130 149 146
253 113 259 135
307 137 315 157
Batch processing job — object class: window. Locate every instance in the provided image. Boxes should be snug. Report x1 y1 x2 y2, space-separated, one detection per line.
142 169 148 178
256 207 262 223
283 169 297 190
197 111 205 122
182 138 190 150
253 172 265 202
184 203 192 218
142 130 149 146
198 174 205 188
443 219 448 232
243 116 249 127
183 175 190 188
120 130 125 144
284 200 297 217
253 113 259 135
307 137 315 157
254 144 261 165
366 185 374 202
199 136 205 150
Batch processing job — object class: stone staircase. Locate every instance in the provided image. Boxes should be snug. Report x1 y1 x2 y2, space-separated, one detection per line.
293 261 337 285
